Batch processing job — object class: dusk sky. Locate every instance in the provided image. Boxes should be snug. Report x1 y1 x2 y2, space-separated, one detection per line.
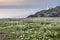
0 0 60 18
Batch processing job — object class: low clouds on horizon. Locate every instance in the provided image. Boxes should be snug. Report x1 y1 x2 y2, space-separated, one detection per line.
0 9 40 18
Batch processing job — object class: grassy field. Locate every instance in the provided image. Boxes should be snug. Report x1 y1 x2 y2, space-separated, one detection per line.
0 17 60 40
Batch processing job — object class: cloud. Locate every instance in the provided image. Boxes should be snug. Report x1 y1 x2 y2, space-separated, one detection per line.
0 0 21 5
0 0 53 5
0 0 43 5
0 0 59 8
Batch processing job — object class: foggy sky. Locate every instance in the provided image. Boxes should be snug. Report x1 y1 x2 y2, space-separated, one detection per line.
0 0 60 18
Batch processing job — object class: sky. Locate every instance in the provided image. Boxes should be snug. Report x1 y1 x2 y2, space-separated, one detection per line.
0 0 60 18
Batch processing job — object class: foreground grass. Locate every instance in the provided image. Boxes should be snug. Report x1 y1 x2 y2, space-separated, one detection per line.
0 17 60 40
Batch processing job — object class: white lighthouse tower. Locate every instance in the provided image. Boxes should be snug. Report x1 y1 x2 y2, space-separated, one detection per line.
46 5 49 10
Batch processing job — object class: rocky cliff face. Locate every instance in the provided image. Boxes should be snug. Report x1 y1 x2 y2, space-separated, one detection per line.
27 6 60 17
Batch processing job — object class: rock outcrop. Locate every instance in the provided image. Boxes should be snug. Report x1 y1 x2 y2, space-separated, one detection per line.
27 6 60 17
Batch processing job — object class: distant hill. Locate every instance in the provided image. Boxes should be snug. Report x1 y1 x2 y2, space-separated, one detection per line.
27 6 60 17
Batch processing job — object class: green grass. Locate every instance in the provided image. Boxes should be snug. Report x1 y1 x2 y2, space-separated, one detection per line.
0 17 60 40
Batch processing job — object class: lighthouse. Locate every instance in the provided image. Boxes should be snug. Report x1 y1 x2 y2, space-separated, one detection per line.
46 5 49 10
